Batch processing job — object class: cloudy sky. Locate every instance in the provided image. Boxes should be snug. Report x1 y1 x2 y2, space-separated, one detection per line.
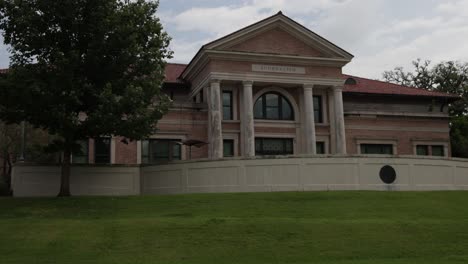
1 0 468 79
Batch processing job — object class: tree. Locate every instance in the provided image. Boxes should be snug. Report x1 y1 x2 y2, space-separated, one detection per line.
0 122 20 195
383 59 468 158
383 59 468 116
0 121 54 195
0 0 172 196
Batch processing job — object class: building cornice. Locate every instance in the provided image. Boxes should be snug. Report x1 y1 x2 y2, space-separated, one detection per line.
189 72 346 98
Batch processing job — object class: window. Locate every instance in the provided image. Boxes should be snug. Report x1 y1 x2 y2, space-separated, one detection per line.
432 146 444 157
313 96 323 123
416 145 429 156
223 140 234 157
254 92 294 120
95 137 111 164
72 140 89 164
255 138 293 156
316 142 325 154
416 145 445 157
142 139 181 164
360 144 393 155
223 91 233 120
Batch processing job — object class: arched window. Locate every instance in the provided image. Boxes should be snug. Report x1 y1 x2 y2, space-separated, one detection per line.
254 92 294 120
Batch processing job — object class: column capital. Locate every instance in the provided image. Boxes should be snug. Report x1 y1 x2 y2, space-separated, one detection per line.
242 80 254 86
332 85 344 92
210 79 221 85
303 83 315 90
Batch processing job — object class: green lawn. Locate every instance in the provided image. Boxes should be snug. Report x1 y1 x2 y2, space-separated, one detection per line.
1 192 468 264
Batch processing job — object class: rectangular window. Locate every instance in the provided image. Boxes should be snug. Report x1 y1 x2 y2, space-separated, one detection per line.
141 139 181 164
72 140 89 164
255 138 294 156
415 145 445 157
316 142 325 154
313 96 323 123
416 145 429 156
431 145 445 157
360 144 393 155
95 137 111 164
223 91 233 120
223 140 234 157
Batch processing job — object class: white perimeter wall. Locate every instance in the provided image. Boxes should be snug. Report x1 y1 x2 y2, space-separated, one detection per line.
11 156 468 197
12 165 140 197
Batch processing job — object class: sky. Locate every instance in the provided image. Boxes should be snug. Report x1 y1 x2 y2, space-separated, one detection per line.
1 0 468 79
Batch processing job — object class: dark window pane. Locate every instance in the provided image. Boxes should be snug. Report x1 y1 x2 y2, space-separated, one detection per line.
432 145 444 156
95 137 111 164
173 143 181 159
144 139 181 163
266 106 279 119
73 140 89 164
316 142 325 154
265 93 279 107
223 107 232 120
223 140 234 157
416 145 429 156
142 140 149 164
361 144 393 155
222 91 233 120
282 97 293 120
313 96 323 123
255 138 294 156
254 96 264 119
254 93 294 121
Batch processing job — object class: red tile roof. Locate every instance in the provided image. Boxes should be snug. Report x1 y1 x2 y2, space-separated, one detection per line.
164 63 186 83
165 63 458 99
343 75 459 99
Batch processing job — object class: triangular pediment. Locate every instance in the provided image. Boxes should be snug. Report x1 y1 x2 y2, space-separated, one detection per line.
204 12 353 60
225 27 326 57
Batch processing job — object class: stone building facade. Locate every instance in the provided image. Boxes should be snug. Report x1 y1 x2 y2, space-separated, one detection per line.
72 12 458 165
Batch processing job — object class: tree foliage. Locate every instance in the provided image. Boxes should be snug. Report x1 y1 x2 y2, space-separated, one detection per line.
0 0 172 196
383 59 468 116
383 59 468 158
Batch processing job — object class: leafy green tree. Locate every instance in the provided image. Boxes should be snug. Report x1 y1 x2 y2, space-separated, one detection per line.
0 0 172 196
383 59 468 158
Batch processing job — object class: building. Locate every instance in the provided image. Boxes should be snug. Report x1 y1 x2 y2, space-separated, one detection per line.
73 12 458 165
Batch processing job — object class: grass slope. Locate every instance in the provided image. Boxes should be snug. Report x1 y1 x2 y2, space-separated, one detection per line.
1 192 468 264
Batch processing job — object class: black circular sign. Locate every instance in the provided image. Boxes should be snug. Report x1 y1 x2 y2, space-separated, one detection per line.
380 165 396 184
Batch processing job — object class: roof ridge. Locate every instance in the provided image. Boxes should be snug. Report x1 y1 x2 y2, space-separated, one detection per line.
344 74 452 95
166 62 188 66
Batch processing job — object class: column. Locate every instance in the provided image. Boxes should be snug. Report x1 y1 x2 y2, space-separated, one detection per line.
333 86 347 154
242 81 255 157
209 80 223 159
303 84 317 154
110 137 116 164
327 89 337 154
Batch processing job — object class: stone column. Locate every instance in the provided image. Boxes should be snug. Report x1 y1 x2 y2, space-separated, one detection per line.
209 80 223 159
303 84 317 154
242 81 255 157
333 86 347 154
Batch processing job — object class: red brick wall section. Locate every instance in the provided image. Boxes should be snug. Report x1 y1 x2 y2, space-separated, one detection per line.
345 116 451 156
115 138 137 164
227 27 324 57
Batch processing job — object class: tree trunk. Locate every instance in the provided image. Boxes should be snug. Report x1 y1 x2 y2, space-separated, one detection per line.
6 154 12 196
58 148 72 197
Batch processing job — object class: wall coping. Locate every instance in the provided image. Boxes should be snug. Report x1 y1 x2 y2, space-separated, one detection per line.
14 155 468 168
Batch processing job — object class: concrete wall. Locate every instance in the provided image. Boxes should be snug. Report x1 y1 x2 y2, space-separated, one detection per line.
12 156 468 197
140 156 468 195
12 165 140 197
